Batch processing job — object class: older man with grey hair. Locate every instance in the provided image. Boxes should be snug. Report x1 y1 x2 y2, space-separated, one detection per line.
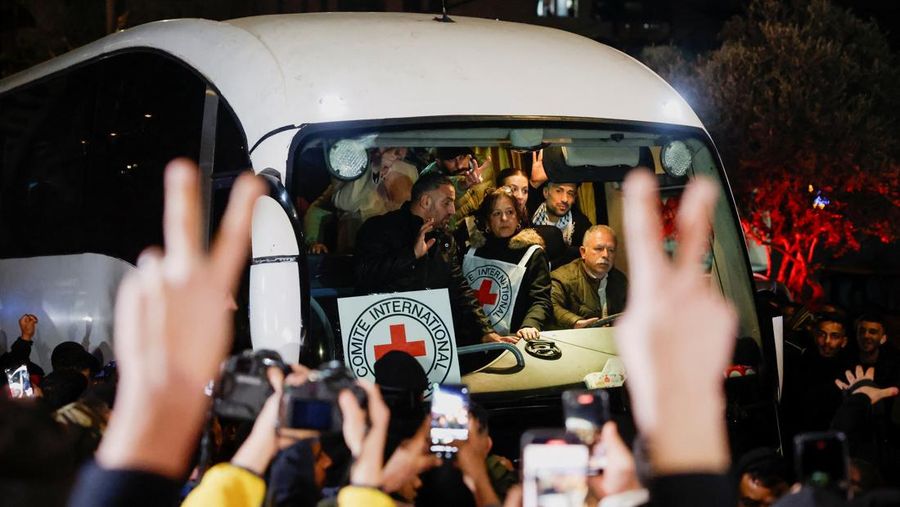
550 225 628 328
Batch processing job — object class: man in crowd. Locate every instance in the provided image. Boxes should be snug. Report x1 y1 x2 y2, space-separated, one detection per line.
0 314 45 389
854 313 899 386
782 311 853 435
732 448 789 507
551 225 628 329
354 172 506 347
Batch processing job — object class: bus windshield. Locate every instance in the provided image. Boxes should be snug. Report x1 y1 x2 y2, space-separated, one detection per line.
291 122 760 396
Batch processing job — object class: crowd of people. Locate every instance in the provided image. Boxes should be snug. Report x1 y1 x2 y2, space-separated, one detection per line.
1 153 899 506
331 145 632 352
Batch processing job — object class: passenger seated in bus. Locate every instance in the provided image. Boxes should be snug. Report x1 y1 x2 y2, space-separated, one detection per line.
454 167 533 257
497 167 531 223
304 184 336 254
305 147 416 254
550 225 628 329
421 147 493 228
463 187 552 341
354 172 507 347
531 180 592 266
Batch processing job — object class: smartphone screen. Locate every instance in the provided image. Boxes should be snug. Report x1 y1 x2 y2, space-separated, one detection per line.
795 431 849 495
5 365 34 398
562 389 610 445
563 389 610 473
523 442 589 507
430 383 469 457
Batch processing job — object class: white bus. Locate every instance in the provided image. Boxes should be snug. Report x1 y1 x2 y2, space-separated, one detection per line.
0 13 781 453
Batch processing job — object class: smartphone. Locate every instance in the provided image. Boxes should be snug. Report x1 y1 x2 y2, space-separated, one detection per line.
429 383 469 458
522 432 589 507
562 389 610 446
563 389 610 473
794 431 849 496
5 365 34 398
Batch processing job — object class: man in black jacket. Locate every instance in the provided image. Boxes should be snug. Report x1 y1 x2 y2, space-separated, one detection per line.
354 172 506 347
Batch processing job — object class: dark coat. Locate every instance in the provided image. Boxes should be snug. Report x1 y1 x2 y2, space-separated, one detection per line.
354 203 493 346
469 229 552 333
782 348 852 435
531 209 592 268
549 259 628 328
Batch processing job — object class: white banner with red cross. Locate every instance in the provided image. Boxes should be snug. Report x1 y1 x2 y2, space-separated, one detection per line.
337 289 461 397
462 245 541 335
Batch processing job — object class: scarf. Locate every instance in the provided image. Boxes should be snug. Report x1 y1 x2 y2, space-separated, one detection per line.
532 203 575 245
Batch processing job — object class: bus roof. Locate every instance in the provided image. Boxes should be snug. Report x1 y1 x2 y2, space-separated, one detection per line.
0 13 703 147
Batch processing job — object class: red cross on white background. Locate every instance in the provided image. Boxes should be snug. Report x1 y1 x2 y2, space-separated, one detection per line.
374 323 427 360
474 279 497 306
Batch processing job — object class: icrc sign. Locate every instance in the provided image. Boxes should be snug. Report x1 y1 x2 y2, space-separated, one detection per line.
338 289 461 397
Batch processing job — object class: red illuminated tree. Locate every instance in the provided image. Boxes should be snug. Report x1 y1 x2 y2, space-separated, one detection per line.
643 0 900 303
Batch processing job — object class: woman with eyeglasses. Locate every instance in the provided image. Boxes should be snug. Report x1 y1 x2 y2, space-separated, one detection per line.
462 187 552 342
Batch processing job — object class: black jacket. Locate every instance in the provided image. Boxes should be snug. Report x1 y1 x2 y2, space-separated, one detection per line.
354 203 493 346
469 229 553 333
782 348 852 435
531 209 592 268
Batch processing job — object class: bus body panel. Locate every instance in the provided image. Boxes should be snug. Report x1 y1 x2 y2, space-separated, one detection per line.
250 129 300 183
1 13 703 156
249 197 304 362
0 254 130 371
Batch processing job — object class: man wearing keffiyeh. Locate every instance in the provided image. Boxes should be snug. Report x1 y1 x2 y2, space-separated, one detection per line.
531 181 591 262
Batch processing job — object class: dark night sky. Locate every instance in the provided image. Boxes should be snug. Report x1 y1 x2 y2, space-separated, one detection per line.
0 1 897 78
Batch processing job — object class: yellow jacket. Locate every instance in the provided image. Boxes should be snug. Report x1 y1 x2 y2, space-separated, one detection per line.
182 463 395 507
182 464 265 507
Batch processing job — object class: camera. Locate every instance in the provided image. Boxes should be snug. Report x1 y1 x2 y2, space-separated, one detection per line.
279 360 367 435
213 349 287 421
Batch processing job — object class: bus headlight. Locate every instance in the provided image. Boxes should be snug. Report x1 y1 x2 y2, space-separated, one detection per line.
326 139 369 181
660 140 692 177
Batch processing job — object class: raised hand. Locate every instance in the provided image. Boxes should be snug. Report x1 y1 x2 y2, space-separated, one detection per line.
587 422 642 500
96 159 264 478
339 380 391 488
464 156 490 188
414 218 436 259
381 417 441 493
614 170 736 474
530 149 548 187
835 365 899 405
18 314 38 341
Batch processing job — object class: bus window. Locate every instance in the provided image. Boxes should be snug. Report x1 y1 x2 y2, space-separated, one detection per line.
289 124 760 399
0 50 241 372
0 51 209 263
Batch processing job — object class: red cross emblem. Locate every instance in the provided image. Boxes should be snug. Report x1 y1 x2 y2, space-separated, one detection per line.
474 279 498 306
374 324 427 360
